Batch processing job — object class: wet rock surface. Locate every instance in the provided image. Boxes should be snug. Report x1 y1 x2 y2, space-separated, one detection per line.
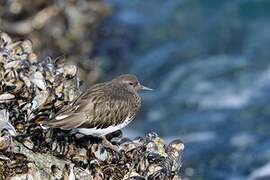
0 33 184 179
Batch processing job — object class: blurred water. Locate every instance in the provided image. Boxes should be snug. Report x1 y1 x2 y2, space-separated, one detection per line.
96 0 270 179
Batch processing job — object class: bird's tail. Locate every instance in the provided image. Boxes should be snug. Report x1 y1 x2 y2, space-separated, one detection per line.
0 109 17 136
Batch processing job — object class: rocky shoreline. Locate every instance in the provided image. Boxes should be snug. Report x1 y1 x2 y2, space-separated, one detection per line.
0 33 184 179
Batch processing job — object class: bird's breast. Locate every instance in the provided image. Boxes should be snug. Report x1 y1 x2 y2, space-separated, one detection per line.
130 94 141 116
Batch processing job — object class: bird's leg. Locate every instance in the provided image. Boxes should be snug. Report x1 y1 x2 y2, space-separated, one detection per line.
102 135 119 152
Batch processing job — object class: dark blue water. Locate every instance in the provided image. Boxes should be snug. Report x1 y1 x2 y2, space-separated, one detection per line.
95 0 270 179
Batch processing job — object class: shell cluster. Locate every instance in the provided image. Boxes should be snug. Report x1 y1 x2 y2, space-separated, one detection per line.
0 33 184 179
0 0 110 84
0 130 184 180
0 32 80 135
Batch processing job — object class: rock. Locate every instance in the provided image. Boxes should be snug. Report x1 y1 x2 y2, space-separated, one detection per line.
0 33 184 179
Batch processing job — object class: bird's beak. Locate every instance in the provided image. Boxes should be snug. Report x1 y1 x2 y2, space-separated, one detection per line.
139 84 153 91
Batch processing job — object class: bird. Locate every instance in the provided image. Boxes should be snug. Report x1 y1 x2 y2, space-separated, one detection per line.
45 74 152 149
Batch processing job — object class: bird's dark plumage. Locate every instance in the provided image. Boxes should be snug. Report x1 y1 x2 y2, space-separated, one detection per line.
46 74 151 136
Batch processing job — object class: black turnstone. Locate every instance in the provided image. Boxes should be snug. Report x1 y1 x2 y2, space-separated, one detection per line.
46 74 152 148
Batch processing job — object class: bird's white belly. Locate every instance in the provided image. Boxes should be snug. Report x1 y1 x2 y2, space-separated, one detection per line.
76 116 133 137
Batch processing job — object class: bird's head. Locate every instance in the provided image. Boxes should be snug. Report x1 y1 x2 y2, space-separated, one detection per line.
113 74 152 92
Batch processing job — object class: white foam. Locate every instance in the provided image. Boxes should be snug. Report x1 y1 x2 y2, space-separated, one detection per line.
248 162 270 180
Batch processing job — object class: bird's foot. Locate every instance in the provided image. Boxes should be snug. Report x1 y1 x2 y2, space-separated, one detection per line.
102 136 119 153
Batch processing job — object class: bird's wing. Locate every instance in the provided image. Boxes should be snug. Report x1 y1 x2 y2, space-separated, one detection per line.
46 83 106 130
46 83 131 130
45 104 89 130
78 95 131 129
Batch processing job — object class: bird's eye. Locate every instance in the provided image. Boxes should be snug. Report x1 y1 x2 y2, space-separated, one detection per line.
129 82 134 86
